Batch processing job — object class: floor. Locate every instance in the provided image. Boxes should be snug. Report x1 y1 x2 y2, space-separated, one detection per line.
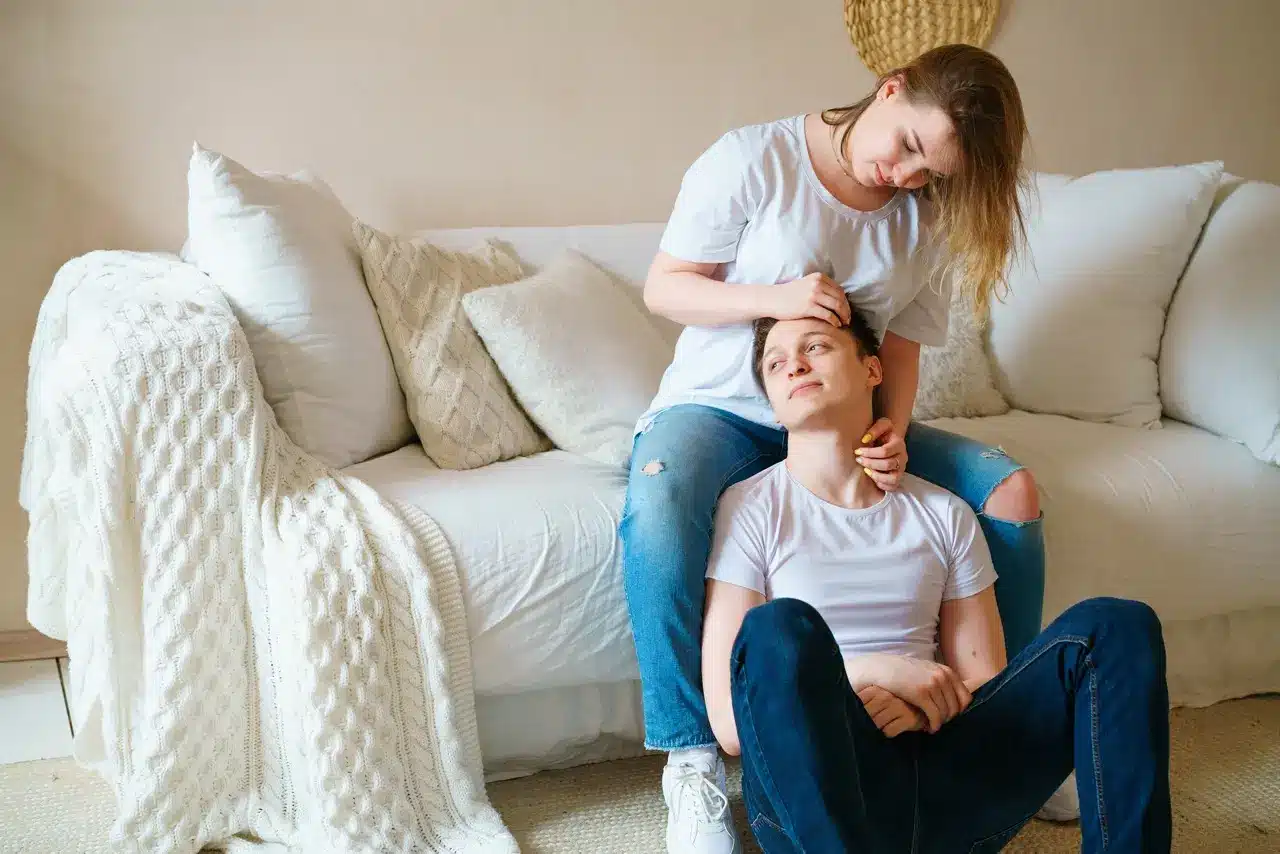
2 697 1277 853
0 658 74 765
0 672 1275 852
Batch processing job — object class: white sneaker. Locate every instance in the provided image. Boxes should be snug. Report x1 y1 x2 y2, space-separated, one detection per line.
662 751 742 854
1037 772 1081 822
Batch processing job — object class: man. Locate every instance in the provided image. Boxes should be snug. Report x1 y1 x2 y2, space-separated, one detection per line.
696 303 1171 853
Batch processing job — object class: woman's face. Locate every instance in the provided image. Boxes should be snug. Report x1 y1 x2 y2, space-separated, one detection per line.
848 78 960 191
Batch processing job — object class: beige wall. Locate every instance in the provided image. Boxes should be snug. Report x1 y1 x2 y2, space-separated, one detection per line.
2 0 1277 632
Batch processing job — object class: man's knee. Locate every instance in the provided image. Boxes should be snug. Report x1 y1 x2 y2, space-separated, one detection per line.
983 468 1041 522
1065 597 1166 663
734 599 836 685
739 598 823 642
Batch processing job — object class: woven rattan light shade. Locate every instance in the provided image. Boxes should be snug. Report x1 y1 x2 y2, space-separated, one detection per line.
845 0 1000 76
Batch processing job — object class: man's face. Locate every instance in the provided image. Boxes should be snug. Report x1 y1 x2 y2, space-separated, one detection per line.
759 318 882 430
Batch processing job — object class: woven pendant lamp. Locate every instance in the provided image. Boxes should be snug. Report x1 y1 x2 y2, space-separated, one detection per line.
844 0 1001 76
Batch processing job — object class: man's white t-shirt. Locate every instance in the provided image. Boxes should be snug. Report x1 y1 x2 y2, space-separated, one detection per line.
637 115 949 432
706 465 996 661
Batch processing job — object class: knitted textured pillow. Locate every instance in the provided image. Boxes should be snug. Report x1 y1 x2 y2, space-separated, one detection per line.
353 221 550 469
912 283 1009 422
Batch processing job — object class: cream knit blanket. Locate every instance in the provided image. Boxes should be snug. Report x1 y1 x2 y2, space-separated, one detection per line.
21 251 517 854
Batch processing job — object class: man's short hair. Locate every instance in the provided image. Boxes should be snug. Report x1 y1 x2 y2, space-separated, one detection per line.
751 293 881 391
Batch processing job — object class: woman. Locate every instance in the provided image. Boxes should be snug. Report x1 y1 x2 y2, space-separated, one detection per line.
620 45 1047 853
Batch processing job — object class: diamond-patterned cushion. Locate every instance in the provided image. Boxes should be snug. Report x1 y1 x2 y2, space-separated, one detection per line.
353 221 550 469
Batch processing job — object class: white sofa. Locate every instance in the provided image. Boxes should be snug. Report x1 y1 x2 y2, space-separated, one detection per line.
29 160 1280 786
348 202 1280 779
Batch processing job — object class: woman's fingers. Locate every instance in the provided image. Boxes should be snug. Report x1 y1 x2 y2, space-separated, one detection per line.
812 294 848 326
830 290 852 324
867 469 903 491
861 417 895 447
856 454 900 473
806 305 843 327
854 443 899 460
855 430 907 488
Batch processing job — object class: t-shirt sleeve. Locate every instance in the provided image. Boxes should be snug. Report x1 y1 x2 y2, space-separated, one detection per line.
706 485 769 595
886 269 951 347
942 499 998 601
658 131 757 264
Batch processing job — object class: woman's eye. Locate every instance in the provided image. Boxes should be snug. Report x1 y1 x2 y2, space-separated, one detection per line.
903 136 916 154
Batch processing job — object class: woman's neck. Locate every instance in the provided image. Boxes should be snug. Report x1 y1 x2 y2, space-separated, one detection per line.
803 114 897 213
785 421 884 510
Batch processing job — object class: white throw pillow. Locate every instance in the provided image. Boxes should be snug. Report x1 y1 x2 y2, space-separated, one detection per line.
185 144 412 468
913 282 1009 422
1160 176 1280 464
988 163 1224 428
353 221 551 470
461 250 671 467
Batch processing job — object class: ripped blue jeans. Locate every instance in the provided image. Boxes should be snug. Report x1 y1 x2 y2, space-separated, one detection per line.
619 405 1045 750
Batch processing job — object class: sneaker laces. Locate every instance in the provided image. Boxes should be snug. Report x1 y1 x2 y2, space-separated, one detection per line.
671 763 730 823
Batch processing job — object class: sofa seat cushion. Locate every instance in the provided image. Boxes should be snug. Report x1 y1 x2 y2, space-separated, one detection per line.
925 412 1280 623
346 445 637 696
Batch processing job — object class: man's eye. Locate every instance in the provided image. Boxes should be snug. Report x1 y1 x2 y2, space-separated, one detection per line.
768 360 783 372
807 343 826 353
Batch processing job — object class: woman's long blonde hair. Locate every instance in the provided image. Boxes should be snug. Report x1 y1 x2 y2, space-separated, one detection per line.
823 44 1030 314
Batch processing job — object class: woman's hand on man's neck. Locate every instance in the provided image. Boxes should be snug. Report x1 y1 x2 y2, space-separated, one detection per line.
784 420 884 510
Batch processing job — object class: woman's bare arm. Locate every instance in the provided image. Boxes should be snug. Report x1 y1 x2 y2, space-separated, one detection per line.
875 330 922 434
939 587 1007 692
701 579 766 756
643 253 774 327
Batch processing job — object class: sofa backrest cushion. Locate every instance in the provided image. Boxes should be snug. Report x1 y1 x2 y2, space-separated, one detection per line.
462 250 673 467
1160 176 1280 465
988 162 1224 428
412 223 679 347
186 145 414 468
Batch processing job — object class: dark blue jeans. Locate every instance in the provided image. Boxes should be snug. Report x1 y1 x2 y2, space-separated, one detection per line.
731 598 1171 853
621 404 1045 750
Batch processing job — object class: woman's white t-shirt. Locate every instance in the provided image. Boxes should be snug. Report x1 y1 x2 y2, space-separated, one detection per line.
638 115 949 432
706 465 996 661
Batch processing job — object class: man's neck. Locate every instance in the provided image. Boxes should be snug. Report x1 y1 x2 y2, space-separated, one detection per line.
784 417 884 510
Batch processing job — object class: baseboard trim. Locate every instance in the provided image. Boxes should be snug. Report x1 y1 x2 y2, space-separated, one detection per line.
0 629 67 662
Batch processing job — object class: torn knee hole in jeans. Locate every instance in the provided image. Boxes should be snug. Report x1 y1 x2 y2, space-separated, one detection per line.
981 445 1009 460
641 459 665 476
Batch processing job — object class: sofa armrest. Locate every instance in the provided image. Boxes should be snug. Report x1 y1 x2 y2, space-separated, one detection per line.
22 251 291 637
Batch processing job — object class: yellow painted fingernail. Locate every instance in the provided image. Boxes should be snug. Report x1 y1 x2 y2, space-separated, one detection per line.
861 433 873 444
864 467 873 476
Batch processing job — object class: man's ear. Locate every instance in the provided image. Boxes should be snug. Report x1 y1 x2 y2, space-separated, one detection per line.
865 354 884 389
